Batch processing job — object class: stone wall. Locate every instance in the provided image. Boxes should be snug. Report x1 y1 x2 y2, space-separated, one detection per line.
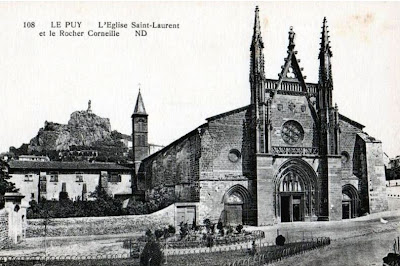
256 156 321 225
339 119 362 179
202 107 251 180
140 128 201 202
328 156 343 220
270 94 318 148
198 107 255 224
198 180 249 223
365 140 388 213
0 210 9 249
387 195 400 211
386 175 400 211
256 155 275 226
26 204 175 237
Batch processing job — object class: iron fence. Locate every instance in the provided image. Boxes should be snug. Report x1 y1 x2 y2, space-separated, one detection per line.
221 237 331 266
0 253 130 262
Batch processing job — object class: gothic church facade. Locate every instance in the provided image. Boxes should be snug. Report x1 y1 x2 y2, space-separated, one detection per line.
132 7 388 226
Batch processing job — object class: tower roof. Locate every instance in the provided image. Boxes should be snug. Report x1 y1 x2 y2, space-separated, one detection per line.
133 90 147 115
318 17 333 91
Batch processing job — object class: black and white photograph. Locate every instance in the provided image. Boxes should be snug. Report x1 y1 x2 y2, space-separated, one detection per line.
0 2 399 265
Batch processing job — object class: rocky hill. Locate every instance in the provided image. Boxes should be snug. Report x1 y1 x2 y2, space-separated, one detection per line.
10 110 131 162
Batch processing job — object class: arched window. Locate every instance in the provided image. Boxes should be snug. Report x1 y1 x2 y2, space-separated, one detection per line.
137 118 146 132
279 172 304 192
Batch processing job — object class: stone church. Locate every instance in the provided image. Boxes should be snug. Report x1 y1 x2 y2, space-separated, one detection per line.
132 7 388 226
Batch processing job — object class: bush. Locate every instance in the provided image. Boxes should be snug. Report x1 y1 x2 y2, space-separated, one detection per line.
59 191 69 201
140 239 164 266
210 223 216 235
154 229 164 240
206 234 214 248
167 225 176 235
192 219 199 231
163 228 170 239
217 220 224 236
179 222 189 240
203 218 211 233
145 229 153 239
27 186 125 219
236 224 243 234
276 235 286 246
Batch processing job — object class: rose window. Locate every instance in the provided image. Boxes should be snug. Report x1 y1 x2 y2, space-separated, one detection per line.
281 120 304 145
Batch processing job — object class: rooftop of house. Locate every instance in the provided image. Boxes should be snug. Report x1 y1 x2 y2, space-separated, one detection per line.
7 160 131 171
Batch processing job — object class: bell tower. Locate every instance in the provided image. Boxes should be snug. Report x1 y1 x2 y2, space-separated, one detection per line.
132 88 149 182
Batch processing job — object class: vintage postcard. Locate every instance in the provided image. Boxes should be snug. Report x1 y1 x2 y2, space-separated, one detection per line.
0 2 399 266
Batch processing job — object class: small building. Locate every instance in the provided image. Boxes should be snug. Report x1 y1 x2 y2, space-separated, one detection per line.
7 160 132 206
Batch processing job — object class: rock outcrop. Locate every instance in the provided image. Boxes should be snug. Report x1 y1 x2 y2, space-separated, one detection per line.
28 110 121 152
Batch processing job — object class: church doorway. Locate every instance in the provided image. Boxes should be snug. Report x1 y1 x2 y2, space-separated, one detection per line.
279 188 305 222
223 185 251 226
342 184 359 219
224 203 242 225
274 159 319 223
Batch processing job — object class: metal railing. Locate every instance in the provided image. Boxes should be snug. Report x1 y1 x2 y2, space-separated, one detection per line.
0 253 130 262
221 237 330 266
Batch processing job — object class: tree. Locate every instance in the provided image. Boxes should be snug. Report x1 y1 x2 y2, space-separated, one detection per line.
236 224 243 234
204 218 211 233
90 185 123 216
167 225 176 235
0 161 18 209
154 229 164 240
276 235 286 246
179 222 189 240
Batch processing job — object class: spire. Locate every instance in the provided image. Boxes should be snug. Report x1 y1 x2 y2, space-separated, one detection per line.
249 6 265 104
318 17 333 89
252 6 263 48
318 17 334 110
133 90 147 115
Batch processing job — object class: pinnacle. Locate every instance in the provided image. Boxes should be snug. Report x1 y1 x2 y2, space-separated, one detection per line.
288 26 296 49
319 17 332 58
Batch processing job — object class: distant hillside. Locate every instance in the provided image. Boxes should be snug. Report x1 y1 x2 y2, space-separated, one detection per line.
9 110 132 162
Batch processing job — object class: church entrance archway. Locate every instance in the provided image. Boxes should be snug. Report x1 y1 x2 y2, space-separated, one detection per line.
223 185 251 226
342 184 359 219
274 159 319 222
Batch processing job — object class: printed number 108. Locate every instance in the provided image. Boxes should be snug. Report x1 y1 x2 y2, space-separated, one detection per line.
24 22 35 28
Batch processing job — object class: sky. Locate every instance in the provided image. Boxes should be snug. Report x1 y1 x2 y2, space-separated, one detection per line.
0 2 399 157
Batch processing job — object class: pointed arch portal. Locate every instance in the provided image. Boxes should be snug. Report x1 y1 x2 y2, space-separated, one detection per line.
342 184 359 219
223 185 251 226
274 159 319 222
